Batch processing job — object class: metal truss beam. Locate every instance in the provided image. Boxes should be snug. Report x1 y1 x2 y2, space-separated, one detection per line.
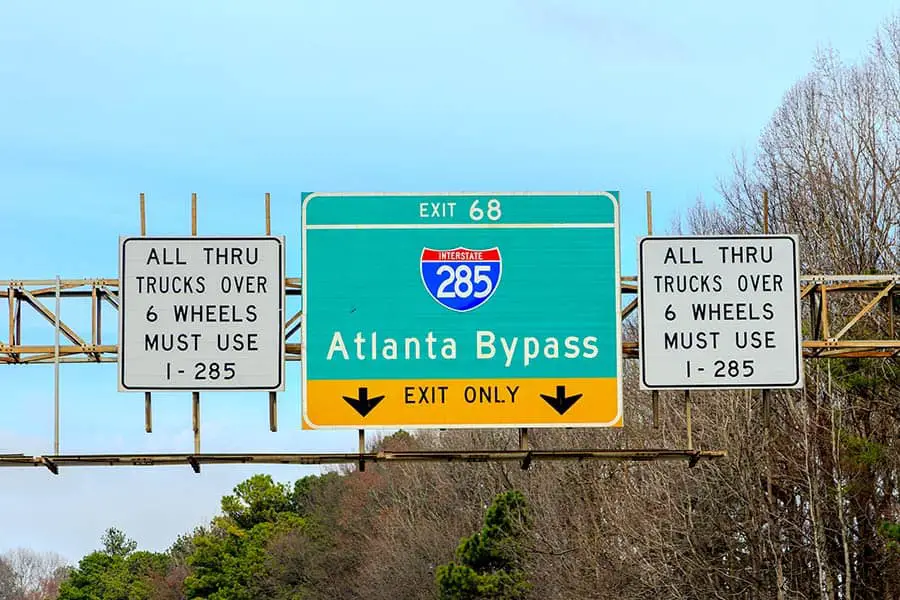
4 275 900 364
1 278 302 364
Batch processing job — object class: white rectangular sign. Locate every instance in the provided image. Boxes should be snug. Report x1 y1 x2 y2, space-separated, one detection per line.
638 234 803 390
118 236 285 391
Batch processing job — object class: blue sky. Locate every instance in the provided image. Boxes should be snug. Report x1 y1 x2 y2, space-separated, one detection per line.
1 0 897 563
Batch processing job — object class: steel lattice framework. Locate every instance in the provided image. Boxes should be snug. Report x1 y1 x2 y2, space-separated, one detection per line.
4 274 899 365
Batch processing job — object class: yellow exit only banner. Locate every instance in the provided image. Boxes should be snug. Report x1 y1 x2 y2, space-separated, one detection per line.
302 378 621 429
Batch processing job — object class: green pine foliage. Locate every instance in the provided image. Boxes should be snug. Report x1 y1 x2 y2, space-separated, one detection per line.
57 529 170 600
435 490 532 600
184 474 305 600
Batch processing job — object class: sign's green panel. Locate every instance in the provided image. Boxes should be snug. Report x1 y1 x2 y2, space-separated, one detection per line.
301 192 622 429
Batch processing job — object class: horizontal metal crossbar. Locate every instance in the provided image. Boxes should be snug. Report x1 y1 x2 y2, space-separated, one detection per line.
0 448 727 473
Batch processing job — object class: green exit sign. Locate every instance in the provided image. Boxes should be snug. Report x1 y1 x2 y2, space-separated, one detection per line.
300 192 622 429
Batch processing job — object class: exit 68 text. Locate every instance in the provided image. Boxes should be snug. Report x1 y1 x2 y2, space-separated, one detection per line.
418 198 502 222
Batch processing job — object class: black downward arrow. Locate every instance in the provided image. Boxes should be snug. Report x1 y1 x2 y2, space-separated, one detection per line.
540 385 583 415
343 387 385 417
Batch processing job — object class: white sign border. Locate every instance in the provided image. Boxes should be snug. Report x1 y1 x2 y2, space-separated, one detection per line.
637 233 804 391
117 235 286 393
300 191 623 430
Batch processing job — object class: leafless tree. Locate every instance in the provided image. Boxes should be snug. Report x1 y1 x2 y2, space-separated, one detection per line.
0 556 22 600
0 549 68 600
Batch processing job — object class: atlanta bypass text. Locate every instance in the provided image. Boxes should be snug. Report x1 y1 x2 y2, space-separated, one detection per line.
324 330 600 368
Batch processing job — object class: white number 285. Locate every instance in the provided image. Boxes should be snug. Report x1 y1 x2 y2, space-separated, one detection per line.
435 264 493 299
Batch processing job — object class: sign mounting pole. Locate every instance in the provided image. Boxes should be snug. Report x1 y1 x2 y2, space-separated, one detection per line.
53 274 60 455
191 192 200 457
762 189 771 426
646 191 660 430
266 192 277 433
140 192 152 434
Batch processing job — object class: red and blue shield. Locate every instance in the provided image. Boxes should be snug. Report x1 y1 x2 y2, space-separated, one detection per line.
420 247 502 312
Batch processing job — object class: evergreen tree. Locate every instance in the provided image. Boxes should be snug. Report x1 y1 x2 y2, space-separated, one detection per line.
57 528 170 600
184 474 303 599
435 490 531 600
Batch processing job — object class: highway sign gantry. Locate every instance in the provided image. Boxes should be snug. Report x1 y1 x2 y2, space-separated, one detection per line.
638 234 803 390
118 236 285 391
300 192 622 429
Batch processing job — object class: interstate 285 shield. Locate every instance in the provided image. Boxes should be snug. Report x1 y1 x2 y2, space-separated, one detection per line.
420 247 502 312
